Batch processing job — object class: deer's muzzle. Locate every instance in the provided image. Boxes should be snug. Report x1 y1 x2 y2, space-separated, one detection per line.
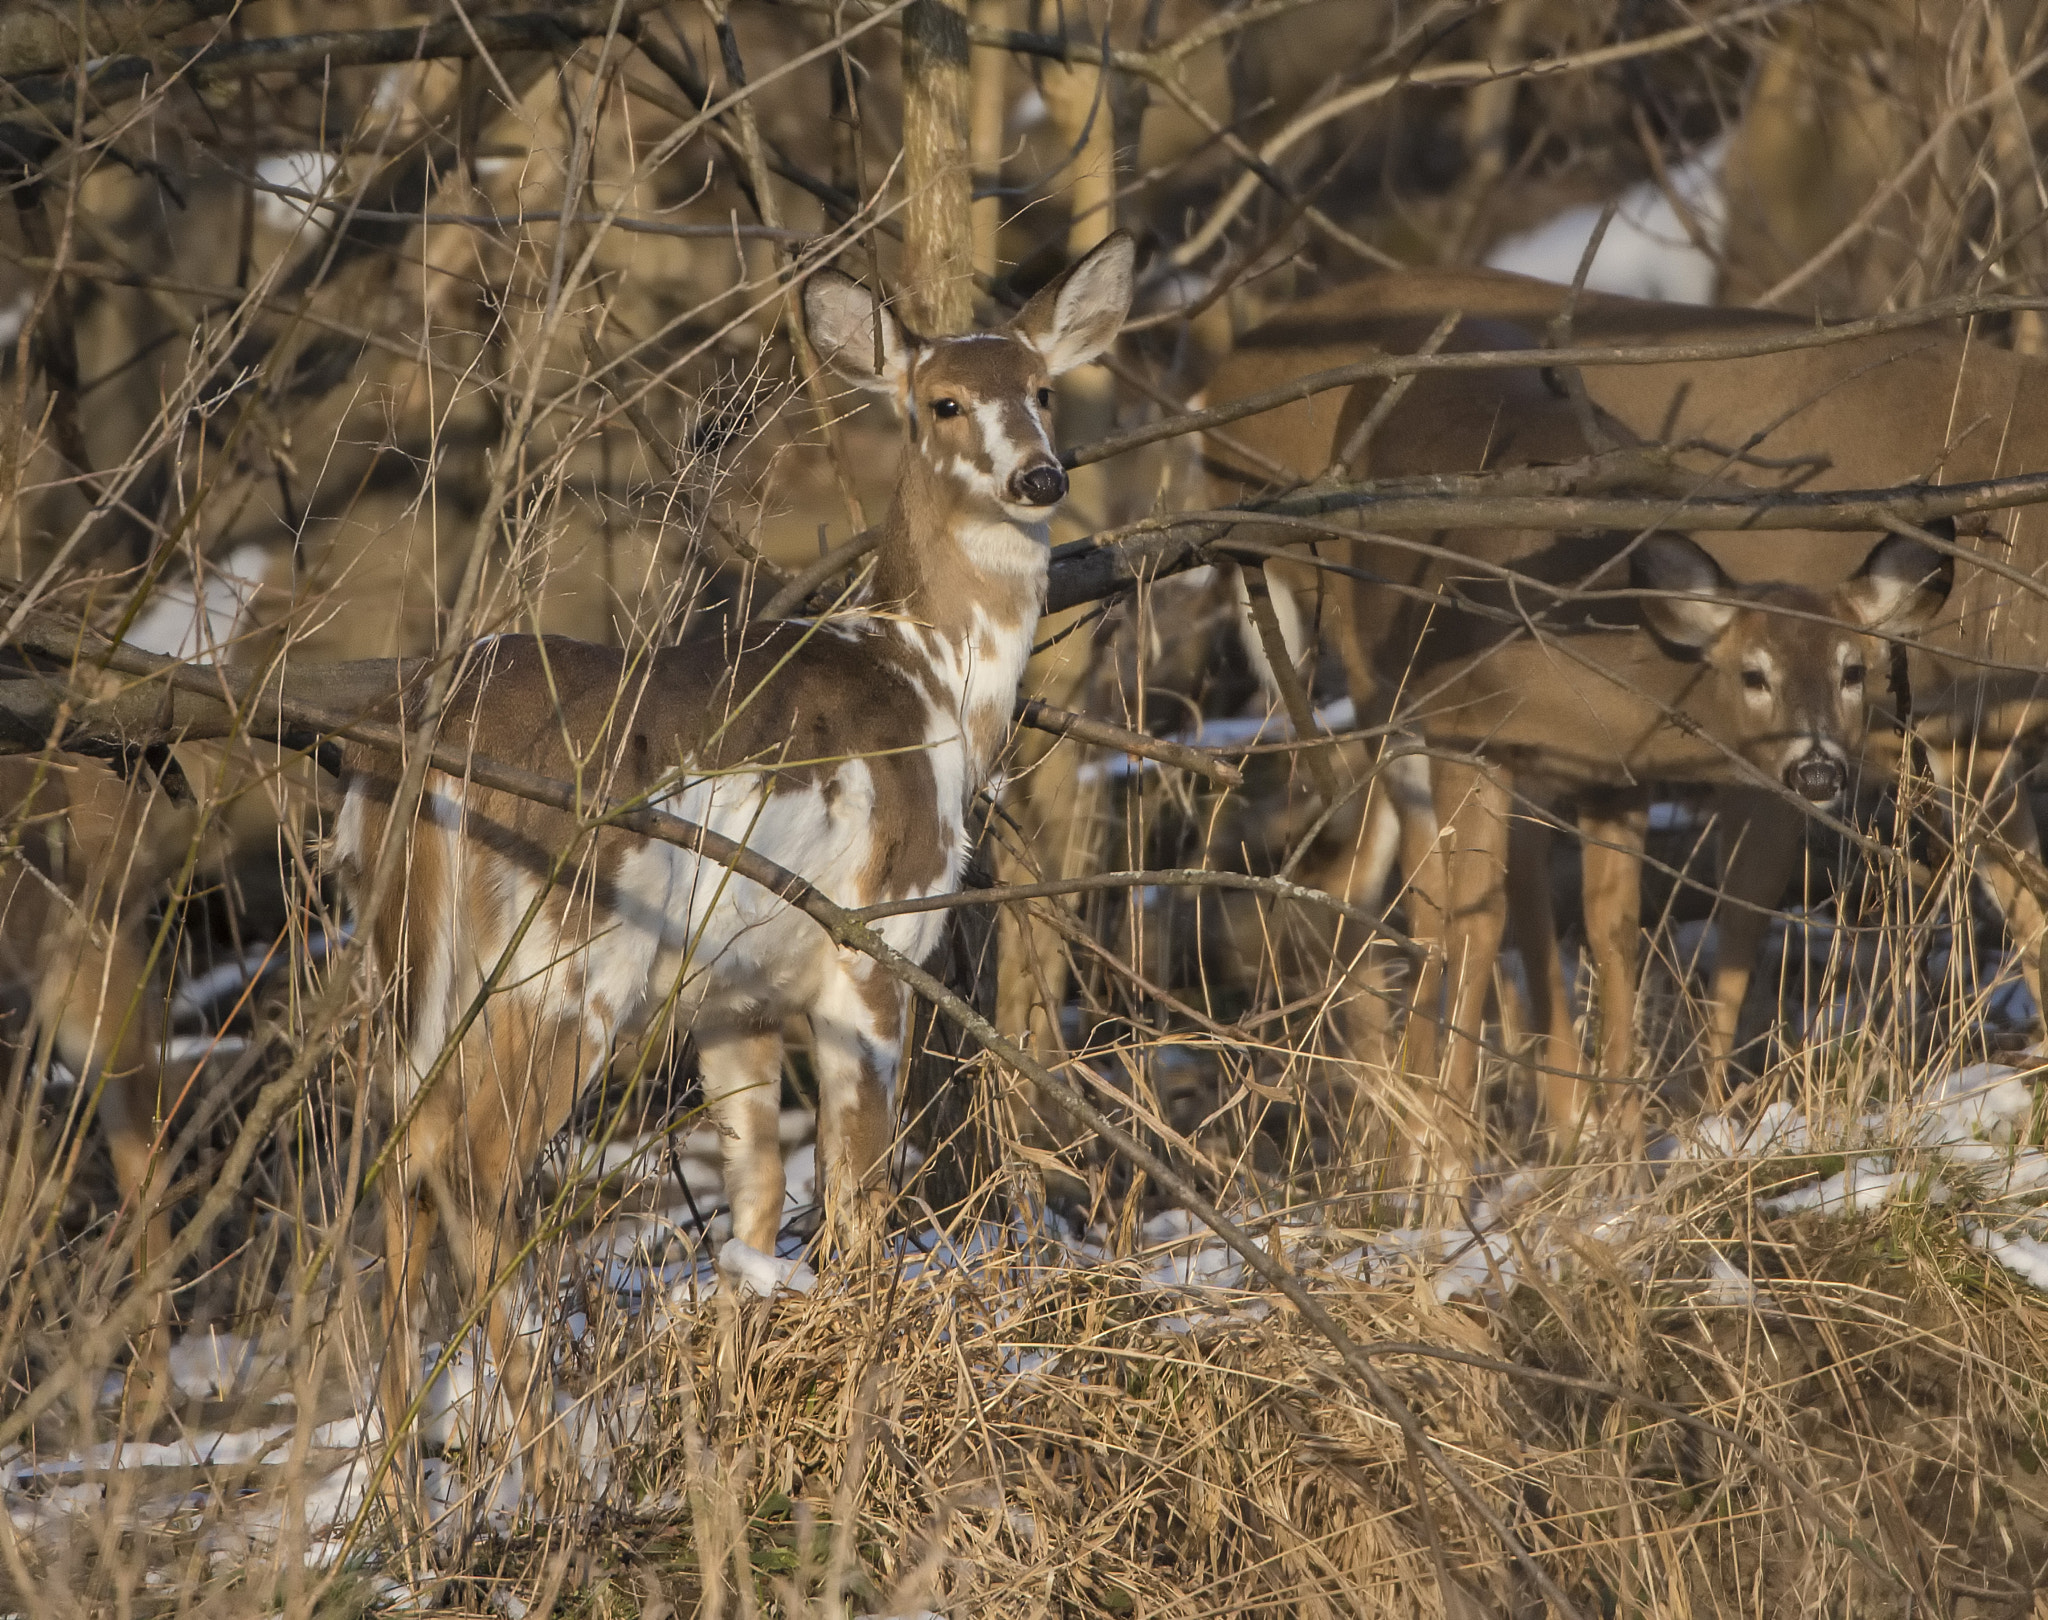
1785 750 1847 804
1009 464 1068 508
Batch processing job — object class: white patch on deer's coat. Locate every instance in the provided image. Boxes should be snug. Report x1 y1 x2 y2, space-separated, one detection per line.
971 396 1057 496
1010 85 1048 132
955 515 1051 589
333 791 367 878
0 291 32 351
361 722 974 1123
377 785 464 1111
1231 562 1310 707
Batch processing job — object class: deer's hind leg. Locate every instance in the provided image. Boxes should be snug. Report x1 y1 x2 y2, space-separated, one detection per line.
45 908 174 1392
378 1158 439 1503
700 1023 788 1256
1505 812 1594 1153
1579 792 1650 1156
388 1008 597 1503
809 956 906 1256
1405 758 1513 1186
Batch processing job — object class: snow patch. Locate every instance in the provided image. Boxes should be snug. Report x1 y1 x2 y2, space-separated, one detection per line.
716 1238 817 1299
122 543 277 663
1486 135 1730 304
254 151 341 237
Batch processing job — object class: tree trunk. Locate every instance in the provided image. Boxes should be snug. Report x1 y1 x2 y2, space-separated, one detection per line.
901 0 975 332
968 0 1015 280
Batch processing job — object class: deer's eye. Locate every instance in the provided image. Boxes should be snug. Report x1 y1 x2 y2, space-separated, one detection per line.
1842 663 1866 689
1037 387 1053 409
931 397 962 419
1742 668 1770 692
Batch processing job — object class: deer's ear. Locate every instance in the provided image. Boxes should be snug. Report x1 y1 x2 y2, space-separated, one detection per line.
803 269 912 392
1843 525 1954 633
1015 231 1136 376
1633 532 1738 650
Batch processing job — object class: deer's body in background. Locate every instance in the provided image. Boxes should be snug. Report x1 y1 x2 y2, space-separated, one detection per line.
1284 267 2048 1089
0 752 199 1368
342 234 1135 1482
1197 289 1953 1168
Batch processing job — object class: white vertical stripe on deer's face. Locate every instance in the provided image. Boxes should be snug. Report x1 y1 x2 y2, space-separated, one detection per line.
969 394 1060 520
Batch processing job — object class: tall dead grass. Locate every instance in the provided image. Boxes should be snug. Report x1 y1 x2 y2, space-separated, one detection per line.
4 3 2048 1616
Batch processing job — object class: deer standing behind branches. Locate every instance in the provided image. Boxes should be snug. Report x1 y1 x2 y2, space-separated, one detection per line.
340 234 1135 1487
1214 268 2048 1105
1197 298 1952 1174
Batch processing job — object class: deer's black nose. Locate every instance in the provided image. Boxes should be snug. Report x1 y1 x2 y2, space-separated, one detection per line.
1010 464 1068 508
1786 752 1847 804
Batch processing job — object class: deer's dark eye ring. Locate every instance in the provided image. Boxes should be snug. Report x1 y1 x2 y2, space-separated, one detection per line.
1037 387 1053 408
1842 664 1866 687
931 397 962 419
1742 668 1770 692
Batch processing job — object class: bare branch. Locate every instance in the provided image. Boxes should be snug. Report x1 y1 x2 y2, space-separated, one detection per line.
5 1 676 108
1015 697 1243 787
1044 461 2048 614
1064 291 2048 469
0 0 237 81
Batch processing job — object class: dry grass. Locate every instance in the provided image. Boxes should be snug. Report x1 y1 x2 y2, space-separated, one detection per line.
11 865 2048 1619
4 1 2048 1615
15 1123 2048 1618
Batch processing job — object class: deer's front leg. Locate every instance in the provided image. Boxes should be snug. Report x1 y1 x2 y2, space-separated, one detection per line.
701 1025 788 1256
1705 786 1806 1101
1414 757 1513 1177
809 957 905 1254
48 909 174 1393
1963 747 2048 1025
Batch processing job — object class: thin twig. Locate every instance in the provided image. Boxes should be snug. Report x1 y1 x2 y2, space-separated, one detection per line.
1015 697 1244 787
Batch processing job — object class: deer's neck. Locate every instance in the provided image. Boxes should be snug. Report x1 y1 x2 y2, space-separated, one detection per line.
867 462 1048 792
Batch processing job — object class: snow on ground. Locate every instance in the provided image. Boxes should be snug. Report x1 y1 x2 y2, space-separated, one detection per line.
10 1048 2048 1564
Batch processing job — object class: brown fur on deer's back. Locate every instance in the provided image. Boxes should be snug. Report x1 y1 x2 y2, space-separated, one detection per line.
1206 266 2048 752
337 626 956 1049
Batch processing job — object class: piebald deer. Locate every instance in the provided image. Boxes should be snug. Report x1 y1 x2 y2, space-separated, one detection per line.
1240 267 2048 1093
339 234 1135 1478
1198 299 1951 1163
